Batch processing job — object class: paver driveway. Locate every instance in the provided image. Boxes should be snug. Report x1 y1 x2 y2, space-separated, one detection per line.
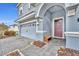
0 37 65 56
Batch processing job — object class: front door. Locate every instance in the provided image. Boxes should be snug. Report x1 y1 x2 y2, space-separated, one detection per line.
53 18 64 38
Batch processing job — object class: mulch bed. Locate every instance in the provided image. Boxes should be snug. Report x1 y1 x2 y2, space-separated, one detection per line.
32 40 46 48
57 48 79 56
5 49 24 56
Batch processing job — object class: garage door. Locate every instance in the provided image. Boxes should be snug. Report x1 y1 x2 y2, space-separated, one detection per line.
20 21 36 39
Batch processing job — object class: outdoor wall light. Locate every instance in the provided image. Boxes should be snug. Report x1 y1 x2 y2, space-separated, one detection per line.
77 18 79 22
36 22 39 26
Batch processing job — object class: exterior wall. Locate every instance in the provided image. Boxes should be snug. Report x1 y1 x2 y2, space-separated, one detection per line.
43 11 52 36
66 5 79 50
22 3 30 15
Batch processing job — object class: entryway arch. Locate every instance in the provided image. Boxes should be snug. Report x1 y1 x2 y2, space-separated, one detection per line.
36 3 66 39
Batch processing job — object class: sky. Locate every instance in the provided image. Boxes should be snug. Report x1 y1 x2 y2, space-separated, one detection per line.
0 3 18 26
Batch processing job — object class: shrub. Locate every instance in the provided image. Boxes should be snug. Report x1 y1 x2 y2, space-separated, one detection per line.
4 30 16 36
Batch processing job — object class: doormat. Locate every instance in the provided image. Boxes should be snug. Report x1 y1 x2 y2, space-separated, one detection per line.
57 47 79 56
32 40 46 48
5 49 24 56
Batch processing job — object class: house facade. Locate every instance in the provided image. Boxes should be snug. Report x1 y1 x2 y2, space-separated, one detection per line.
8 24 19 32
16 3 79 50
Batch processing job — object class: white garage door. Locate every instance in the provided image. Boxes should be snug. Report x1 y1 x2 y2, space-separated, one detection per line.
20 21 36 39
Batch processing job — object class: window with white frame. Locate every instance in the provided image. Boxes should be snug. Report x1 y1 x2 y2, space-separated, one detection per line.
19 7 23 16
29 3 40 9
67 9 76 16
30 3 37 7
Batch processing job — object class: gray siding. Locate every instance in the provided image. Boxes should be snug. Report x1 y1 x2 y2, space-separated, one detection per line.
43 11 52 36
66 37 79 50
66 5 79 50
22 3 30 15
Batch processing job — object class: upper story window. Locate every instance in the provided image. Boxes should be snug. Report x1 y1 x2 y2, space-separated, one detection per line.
19 9 22 16
30 3 36 7
29 3 40 9
17 3 23 16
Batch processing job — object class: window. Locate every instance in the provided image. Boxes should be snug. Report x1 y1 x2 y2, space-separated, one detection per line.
19 7 23 16
68 9 76 16
29 3 40 9
77 18 79 22
30 3 36 7
19 9 22 16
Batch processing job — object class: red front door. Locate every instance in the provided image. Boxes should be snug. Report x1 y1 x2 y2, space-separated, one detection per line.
54 19 63 38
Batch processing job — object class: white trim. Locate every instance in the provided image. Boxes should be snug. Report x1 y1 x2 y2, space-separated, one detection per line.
28 3 31 8
52 17 64 39
36 31 47 33
64 32 79 37
19 6 23 16
67 9 76 16
64 32 79 35
20 19 37 25
36 3 44 17
17 12 35 22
